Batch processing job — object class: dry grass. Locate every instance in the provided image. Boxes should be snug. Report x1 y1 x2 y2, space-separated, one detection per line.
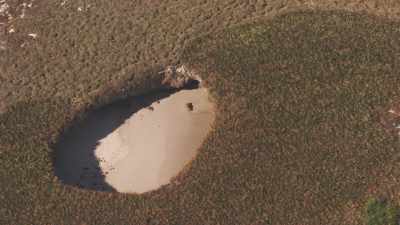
3 1 400 225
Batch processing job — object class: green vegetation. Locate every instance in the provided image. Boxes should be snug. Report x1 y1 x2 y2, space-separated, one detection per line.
366 198 399 225
2 5 400 225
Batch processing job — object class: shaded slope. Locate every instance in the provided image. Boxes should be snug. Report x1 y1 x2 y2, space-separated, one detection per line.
181 10 400 224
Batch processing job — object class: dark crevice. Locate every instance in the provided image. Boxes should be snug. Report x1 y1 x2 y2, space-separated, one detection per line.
182 79 200 90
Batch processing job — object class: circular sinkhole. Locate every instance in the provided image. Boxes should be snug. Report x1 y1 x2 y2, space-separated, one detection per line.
54 81 215 194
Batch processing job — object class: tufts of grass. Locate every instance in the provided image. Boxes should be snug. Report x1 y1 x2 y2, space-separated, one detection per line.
4 7 400 225
365 198 399 225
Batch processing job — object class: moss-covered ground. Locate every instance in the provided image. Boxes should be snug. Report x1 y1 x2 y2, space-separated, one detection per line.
365 198 398 225
3 3 400 225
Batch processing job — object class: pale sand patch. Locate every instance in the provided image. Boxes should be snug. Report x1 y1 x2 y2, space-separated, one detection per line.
55 88 215 194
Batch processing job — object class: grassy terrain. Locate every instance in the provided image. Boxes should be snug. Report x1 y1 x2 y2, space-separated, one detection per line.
3 5 400 225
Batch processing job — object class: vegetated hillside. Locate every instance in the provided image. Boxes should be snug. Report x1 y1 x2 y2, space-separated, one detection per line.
2 0 400 109
3 7 400 225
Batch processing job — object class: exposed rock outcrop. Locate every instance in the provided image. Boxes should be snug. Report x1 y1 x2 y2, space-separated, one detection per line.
161 65 202 89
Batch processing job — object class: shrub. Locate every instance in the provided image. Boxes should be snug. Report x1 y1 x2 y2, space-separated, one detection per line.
365 198 399 225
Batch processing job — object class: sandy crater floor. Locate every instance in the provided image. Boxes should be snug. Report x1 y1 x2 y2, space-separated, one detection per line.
55 88 215 194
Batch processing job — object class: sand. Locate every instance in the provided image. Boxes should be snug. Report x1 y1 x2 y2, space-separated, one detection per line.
55 88 215 194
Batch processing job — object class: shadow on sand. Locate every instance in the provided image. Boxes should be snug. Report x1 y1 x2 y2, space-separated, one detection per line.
54 89 179 192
